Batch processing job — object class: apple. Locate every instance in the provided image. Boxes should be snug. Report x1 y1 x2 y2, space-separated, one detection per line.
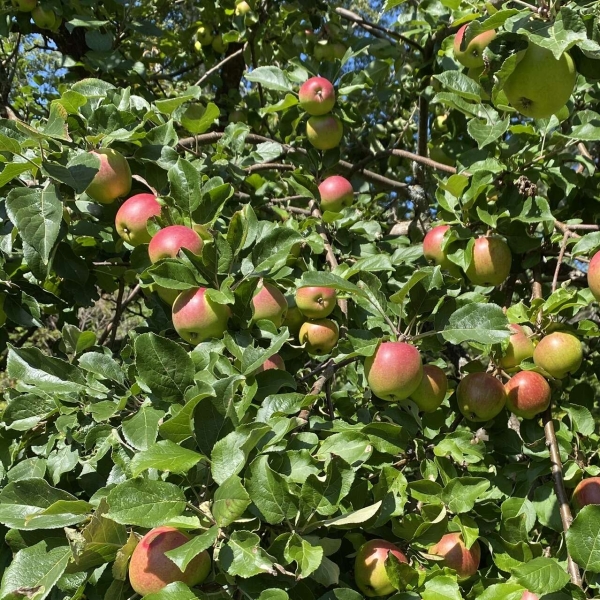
283 305 305 335
410 364 448 413
128 526 210 595
504 371 551 419
465 236 512 286
429 145 455 167
498 324 535 371
503 44 576 119
306 115 343 150
318 175 353 212
572 477 600 510
196 25 213 46
456 372 506 422
331 42 347 60
148 225 204 263
429 533 480 580
235 0 252 15
432 114 448 133
251 281 288 327
587 250 600 301
85 149 132 205
255 353 285 374
296 286 337 319
211 34 228 54
423 225 456 271
453 24 496 68
172 287 230 344
354 539 408 597
32 5 60 29
298 76 336 116
115 194 161 246
365 342 423 402
299 319 339 355
533 331 583 379
11 0 36 12
521 593 539 600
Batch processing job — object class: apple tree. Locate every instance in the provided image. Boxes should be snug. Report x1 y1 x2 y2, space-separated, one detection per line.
0 0 600 598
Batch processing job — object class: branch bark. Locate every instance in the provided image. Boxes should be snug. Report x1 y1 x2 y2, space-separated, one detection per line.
194 47 245 87
98 284 141 346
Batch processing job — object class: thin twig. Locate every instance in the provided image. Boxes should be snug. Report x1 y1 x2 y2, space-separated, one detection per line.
99 284 141 346
245 163 294 174
194 47 245 87
552 231 571 293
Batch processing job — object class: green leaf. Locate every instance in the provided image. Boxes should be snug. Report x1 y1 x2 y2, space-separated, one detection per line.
421 575 463 600
142 582 198 600
181 102 220 134
304 501 382 533
164 526 218 571
441 303 510 345
168 157 202 215
213 475 252 527
284 534 324 578
316 432 372 465
122 405 165 451
134 333 194 403
476 583 528 600
219 531 276 578
245 66 293 92
511 556 570 594
434 71 483 101
441 477 490 513
130 440 204 477
566 505 600 573
467 117 510 149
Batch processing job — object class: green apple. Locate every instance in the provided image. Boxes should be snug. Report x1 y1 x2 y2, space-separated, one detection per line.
533 331 582 378
299 319 339 355
211 34 228 54
429 533 480 580
504 371 551 419
453 24 496 68
306 115 343 150
410 364 448 413
465 236 512 286
11 0 37 12
196 25 214 47
457 372 506 422
85 148 132 204
503 44 576 119
235 0 252 15
354 539 408 597
32 5 60 29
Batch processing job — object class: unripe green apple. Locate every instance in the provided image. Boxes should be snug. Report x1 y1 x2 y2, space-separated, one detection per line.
128 526 211 595
457 372 506 422
299 319 339 355
465 236 512 286
255 353 285 374
533 331 583 379
295 286 337 319
298 76 336 116
306 115 343 150
587 250 600 301
211 34 228 54
521 592 539 600
503 44 576 119
498 324 534 371
11 0 36 12
172 287 230 344
432 114 448 133
283 305 304 335
504 371 551 419
251 281 288 327
572 477 600 511
410 364 448 413
331 42 347 60
314 41 335 62
354 539 408 597
196 25 213 46
85 149 132 204
453 24 496 68
365 342 423 402
429 533 480 580
235 0 252 15
423 225 456 271
0 294 6 327
318 175 353 212
148 225 203 263
115 194 161 247
32 5 60 29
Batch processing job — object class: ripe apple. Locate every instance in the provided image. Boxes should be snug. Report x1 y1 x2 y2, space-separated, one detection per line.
504 371 551 419
429 533 480 580
587 250 600 301
255 353 285 374
32 5 60 29
572 477 600 510
423 225 456 271
148 225 204 263
115 194 161 246
453 24 496 68
533 331 583 379
298 76 336 116
503 44 576 119
306 115 343 150
365 342 423 402
498 324 535 371
354 539 408 597
196 25 213 46
465 236 512 286
211 34 228 54
172 287 230 344
296 286 337 319
299 319 339 355
11 0 36 11
521 593 539 600
410 364 448 413
128 526 210 596
318 175 353 212
85 149 132 204
251 281 288 327
456 372 506 422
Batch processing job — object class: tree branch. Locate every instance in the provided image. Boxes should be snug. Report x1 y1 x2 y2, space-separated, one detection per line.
244 162 295 174
194 47 245 87
98 284 141 346
552 231 571 293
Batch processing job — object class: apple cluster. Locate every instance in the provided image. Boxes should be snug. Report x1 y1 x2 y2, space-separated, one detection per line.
11 0 61 30
299 76 343 151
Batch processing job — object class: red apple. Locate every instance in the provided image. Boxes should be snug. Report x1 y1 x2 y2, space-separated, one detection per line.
85 149 132 204
255 353 285 374
295 286 337 319
572 477 600 510
251 281 288 327
172 287 230 344
429 533 480 580
306 115 343 150
533 331 583 379
354 539 408 597
365 342 423 402
453 24 496 68
457 372 506 422
148 225 204 263
299 319 339 355
521 592 539 600
465 236 512 286
128 526 211 595
587 250 600 301
410 364 448 413
115 194 161 246
423 225 455 271
298 76 336 116
318 175 353 212
498 324 534 371
504 371 551 419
